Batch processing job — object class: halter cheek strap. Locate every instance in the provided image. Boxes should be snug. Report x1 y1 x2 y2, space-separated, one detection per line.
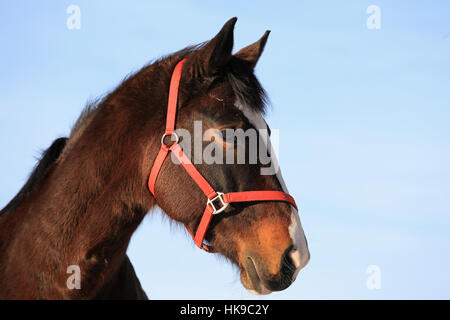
148 58 298 252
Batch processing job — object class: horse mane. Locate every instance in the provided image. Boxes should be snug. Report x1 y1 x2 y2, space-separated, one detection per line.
69 43 268 140
0 137 68 216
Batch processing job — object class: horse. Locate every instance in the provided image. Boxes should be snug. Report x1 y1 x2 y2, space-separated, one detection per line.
0 17 310 299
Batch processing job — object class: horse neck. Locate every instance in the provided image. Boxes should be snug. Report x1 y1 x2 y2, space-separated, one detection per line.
0 60 174 298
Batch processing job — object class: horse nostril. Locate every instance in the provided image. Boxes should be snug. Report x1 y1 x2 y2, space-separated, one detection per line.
281 245 296 269
288 246 301 269
289 243 310 272
278 245 296 287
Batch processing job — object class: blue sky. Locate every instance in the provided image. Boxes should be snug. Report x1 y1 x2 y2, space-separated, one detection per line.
1 1 449 299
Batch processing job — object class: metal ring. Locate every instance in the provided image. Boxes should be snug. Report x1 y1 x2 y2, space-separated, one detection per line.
161 132 179 147
207 192 229 215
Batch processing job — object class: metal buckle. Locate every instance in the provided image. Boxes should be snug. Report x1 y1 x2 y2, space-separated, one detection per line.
161 132 179 147
207 192 229 215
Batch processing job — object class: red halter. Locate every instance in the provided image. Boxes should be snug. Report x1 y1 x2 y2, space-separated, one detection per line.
148 59 298 252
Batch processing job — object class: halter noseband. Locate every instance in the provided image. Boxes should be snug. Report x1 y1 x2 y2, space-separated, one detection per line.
148 59 298 252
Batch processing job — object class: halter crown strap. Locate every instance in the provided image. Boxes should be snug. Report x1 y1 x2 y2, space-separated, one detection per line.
148 59 298 252
165 59 185 135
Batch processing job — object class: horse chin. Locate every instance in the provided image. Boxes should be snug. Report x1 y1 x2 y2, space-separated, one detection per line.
247 287 273 296
240 257 273 295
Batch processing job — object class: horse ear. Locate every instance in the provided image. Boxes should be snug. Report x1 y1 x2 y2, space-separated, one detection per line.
191 17 237 75
234 30 270 69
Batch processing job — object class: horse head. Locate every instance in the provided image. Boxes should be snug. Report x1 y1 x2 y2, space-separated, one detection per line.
147 18 310 294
